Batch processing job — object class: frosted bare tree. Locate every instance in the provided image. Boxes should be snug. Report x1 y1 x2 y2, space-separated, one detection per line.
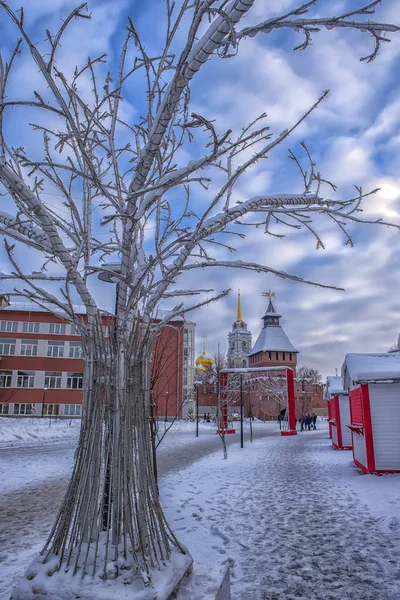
0 0 399 597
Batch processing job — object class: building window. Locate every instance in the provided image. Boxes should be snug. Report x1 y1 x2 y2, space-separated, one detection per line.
268 351 272 360
47 341 65 358
275 352 279 360
0 371 12 387
64 404 81 416
13 403 33 415
20 340 38 356
0 403 10 415
49 323 66 335
67 372 83 389
242 341 247 350
44 372 62 389
283 352 286 360
289 353 292 361
184 328 193 346
69 342 83 358
0 320 17 332
70 324 80 335
43 404 60 416
242 360 246 367
0 339 16 355
102 326 109 338
183 347 194 365
17 371 35 388
22 322 40 334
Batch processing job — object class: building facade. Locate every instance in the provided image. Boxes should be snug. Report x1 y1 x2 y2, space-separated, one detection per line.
0 297 195 419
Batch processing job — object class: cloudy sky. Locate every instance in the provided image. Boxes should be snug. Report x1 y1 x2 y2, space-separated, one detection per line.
1 0 400 379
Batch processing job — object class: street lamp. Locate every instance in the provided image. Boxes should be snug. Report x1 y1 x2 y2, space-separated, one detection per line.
164 391 169 422
196 385 199 438
41 386 48 418
240 374 244 448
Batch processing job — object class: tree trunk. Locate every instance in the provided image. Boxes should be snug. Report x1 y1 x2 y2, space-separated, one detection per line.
12 314 185 596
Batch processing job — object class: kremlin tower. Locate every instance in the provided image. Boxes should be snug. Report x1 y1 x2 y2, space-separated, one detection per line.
249 293 298 372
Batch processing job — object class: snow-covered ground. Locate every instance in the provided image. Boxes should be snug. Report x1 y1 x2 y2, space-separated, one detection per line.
1 419 400 599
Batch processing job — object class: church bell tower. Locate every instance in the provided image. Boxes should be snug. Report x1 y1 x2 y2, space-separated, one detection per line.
227 291 252 368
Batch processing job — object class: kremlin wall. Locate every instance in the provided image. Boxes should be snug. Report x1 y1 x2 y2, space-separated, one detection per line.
194 293 325 420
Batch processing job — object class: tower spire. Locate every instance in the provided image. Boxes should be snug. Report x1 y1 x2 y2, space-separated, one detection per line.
237 289 243 321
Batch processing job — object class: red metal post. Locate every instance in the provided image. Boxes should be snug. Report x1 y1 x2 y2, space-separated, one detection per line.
281 368 297 436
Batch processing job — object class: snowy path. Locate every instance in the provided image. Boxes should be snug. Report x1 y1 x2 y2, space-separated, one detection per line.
2 423 400 599
0 422 276 598
163 428 400 600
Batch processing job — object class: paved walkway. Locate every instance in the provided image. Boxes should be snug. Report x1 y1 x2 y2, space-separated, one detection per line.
162 428 400 600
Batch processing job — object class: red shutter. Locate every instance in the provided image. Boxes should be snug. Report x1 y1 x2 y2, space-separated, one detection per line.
350 388 363 425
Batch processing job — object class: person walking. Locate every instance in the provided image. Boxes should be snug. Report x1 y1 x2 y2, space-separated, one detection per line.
312 413 317 430
305 414 312 431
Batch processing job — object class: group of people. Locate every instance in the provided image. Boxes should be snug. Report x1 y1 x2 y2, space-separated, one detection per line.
203 413 211 423
299 413 317 431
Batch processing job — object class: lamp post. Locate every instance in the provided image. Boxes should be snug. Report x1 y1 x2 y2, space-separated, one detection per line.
240 374 244 448
164 391 169 422
41 386 47 418
196 385 199 438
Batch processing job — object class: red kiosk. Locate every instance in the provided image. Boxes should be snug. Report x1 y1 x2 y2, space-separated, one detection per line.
324 375 352 450
343 353 400 474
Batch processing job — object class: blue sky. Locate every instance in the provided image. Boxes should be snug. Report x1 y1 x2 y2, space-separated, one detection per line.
1 0 400 379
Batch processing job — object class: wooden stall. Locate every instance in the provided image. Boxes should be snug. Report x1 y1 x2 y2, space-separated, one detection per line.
324 376 351 450
342 353 400 474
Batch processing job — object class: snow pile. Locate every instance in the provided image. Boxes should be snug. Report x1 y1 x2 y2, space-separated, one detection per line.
11 548 193 600
0 417 81 447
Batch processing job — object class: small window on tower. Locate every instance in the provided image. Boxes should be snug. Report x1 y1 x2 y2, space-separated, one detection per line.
242 341 246 350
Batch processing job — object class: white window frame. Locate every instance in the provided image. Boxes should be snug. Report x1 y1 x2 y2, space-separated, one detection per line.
13 403 33 415
20 339 38 356
47 341 65 358
0 371 12 387
68 342 83 358
17 371 35 388
67 372 84 389
42 404 60 416
44 372 62 389
0 403 10 415
64 404 81 416
22 322 40 334
0 321 17 333
0 339 16 355
49 323 66 335
70 324 81 336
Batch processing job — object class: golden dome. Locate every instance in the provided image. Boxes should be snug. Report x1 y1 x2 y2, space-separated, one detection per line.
195 350 213 372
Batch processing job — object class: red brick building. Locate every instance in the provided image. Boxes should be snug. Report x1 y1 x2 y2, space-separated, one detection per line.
0 296 195 419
